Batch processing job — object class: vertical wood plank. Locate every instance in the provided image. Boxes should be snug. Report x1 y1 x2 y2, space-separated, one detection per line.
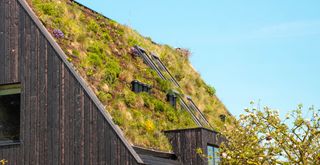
1 147 8 164
12 146 18 165
17 5 25 165
47 44 61 165
117 138 121 165
92 106 98 164
46 45 53 165
60 64 65 165
68 74 75 165
34 15 41 165
97 115 104 164
9 0 19 82
105 123 111 165
53 46 61 164
80 89 85 164
196 130 202 164
89 102 93 165
63 68 70 165
110 131 117 165
120 143 127 165
69 75 76 165
4 0 10 83
23 11 32 165
74 81 81 165
83 95 90 165
39 33 48 165
0 0 5 84
29 20 39 165
14 0 20 82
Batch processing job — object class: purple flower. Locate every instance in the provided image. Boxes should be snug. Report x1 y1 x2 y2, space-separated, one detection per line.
53 29 64 38
130 47 139 55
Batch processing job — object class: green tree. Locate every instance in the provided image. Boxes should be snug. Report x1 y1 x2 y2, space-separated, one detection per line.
220 103 320 165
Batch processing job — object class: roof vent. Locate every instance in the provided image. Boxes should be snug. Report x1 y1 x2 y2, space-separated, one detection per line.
167 93 177 108
219 114 226 122
131 80 151 93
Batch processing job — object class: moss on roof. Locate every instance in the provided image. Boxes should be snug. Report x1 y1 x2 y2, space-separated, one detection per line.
28 0 232 151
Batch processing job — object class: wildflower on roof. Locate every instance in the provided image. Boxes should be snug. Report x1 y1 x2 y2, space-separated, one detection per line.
130 46 139 55
53 29 64 39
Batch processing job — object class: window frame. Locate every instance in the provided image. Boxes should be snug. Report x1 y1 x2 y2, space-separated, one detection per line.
0 83 22 146
207 144 220 165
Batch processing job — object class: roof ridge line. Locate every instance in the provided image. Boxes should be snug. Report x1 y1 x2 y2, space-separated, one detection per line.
69 0 112 21
17 0 144 164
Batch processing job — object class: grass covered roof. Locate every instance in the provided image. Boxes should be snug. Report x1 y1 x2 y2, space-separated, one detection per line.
28 0 231 151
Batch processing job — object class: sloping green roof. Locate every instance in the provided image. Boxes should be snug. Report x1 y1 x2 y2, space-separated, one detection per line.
28 0 231 151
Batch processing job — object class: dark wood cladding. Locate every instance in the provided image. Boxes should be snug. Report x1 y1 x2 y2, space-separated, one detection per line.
0 0 19 84
164 128 224 165
0 0 142 164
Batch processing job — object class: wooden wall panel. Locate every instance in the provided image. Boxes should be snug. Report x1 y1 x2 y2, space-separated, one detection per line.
0 0 20 84
0 0 5 84
0 0 142 164
165 128 223 165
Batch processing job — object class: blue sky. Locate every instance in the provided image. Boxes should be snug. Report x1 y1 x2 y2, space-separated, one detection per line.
77 0 320 117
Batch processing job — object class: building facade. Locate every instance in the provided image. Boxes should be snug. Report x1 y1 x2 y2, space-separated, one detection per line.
0 0 224 164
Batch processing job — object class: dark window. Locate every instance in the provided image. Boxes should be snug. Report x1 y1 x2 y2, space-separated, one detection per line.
0 84 21 143
219 114 226 122
207 145 220 165
166 93 177 108
131 80 151 93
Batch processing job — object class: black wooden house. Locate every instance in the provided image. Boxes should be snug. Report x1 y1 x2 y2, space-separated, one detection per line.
0 0 224 164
